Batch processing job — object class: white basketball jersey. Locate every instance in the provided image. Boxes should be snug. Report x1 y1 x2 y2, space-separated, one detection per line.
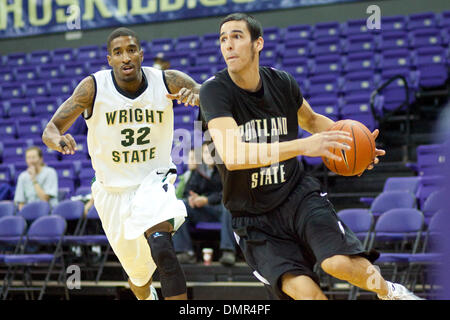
85 67 174 188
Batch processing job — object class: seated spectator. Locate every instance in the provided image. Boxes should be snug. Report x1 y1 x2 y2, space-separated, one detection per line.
14 146 58 210
173 142 236 266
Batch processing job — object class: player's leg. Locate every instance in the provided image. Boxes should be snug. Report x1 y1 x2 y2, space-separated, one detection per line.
145 221 188 300
128 277 158 300
320 254 388 296
281 273 328 300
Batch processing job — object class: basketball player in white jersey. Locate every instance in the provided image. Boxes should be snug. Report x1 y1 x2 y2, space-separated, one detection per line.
42 28 201 300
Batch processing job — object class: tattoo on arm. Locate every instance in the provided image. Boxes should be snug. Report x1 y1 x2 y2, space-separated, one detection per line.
51 76 95 132
164 70 201 94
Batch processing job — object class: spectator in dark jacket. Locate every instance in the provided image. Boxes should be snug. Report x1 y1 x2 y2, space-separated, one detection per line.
173 142 236 265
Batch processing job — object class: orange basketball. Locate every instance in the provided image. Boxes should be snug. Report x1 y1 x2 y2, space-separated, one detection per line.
322 120 375 176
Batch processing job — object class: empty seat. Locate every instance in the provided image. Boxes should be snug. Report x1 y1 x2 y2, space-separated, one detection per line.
310 54 341 76
15 66 39 82
52 48 75 63
381 15 407 32
281 57 309 79
409 28 442 48
344 33 377 54
313 22 341 38
344 52 378 73
4 98 33 118
194 48 220 66
310 36 342 56
377 31 409 50
413 46 448 88
370 190 417 218
200 33 220 49
285 24 313 41
149 38 173 55
23 80 48 98
28 50 52 65
408 12 437 30
76 45 101 61
175 35 200 51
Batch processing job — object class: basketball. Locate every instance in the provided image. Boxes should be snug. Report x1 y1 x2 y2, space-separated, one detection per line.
322 120 375 176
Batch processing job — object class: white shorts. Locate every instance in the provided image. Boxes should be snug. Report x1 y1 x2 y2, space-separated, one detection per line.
91 170 187 286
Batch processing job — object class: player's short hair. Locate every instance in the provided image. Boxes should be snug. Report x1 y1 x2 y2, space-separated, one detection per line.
107 27 141 54
219 13 263 42
26 146 43 159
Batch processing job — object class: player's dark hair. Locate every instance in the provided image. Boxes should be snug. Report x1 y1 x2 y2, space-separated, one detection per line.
107 27 141 54
219 13 263 42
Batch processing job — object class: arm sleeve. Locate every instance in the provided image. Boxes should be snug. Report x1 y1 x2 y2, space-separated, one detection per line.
14 174 25 204
42 168 58 198
199 79 233 124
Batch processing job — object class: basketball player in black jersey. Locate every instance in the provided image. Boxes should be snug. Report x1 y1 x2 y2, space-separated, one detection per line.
199 13 421 300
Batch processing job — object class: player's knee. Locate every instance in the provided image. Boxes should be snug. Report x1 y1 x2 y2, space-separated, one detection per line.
147 231 186 297
321 255 354 279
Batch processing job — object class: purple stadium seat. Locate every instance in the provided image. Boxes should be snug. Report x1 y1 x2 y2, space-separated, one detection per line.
313 22 341 39
377 31 409 50
369 208 424 267
422 189 444 224
344 33 377 54
310 36 342 56
23 80 48 98
343 18 380 36
37 63 62 80
263 26 282 44
285 24 313 41
310 54 341 76
48 79 74 97
186 66 214 84
194 48 221 66
0 119 17 139
337 209 373 244
344 52 377 73
28 50 52 65
379 49 411 70
282 39 310 59
2 215 66 300
4 98 33 118
163 52 192 69
281 57 309 79
1 83 24 100
260 42 278 63
0 215 27 256
384 176 420 194
370 190 417 218
149 38 173 55
308 95 339 121
416 175 444 210
175 35 200 51
0 67 15 83
76 45 101 61
86 59 110 74
1 138 30 164
61 62 89 79
6 53 27 66
409 28 442 48
52 199 84 236
79 168 95 187
0 165 14 185
52 48 75 63
74 186 92 196
342 71 378 95
14 66 39 82
413 46 448 88
200 33 220 49
408 12 438 30
308 74 340 96
16 118 45 139
17 200 50 222
416 144 446 176
33 97 59 118
381 15 407 32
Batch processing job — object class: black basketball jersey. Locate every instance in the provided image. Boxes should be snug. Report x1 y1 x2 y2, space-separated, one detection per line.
200 66 308 216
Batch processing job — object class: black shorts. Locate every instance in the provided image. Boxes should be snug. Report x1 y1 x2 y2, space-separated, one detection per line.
231 175 379 300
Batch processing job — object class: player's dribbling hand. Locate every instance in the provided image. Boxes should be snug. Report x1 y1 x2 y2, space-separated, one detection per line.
56 134 77 155
301 130 353 161
358 129 386 176
166 88 199 107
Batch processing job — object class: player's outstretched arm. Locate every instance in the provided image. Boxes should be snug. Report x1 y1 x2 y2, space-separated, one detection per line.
42 76 95 155
164 69 201 106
